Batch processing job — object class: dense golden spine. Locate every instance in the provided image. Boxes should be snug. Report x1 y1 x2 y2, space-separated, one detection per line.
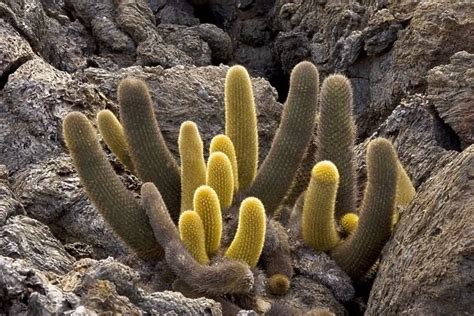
179 210 209 264
224 65 258 190
340 213 359 235
331 138 398 280
315 74 357 220
210 134 239 191
118 78 181 221
206 152 234 209
63 112 163 260
96 110 134 172
179 121 207 212
302 161 341 251
225 197 266 267
248 61 319 215
142 183 253 295
193 186 222 256
395 160 416 207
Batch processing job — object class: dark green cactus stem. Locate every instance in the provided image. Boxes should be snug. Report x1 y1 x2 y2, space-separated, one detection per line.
142 183 254 295
63 112 163 261
331 138 398 280
118 78 181 221
248 61 319 216
315 74 357 220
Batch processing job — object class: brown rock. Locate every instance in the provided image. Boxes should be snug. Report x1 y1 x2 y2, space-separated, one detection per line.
427 51 474 148
366 145 474 315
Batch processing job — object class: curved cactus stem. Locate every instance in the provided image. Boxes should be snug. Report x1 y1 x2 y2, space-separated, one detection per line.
142 183 254 295
225 197 266 267
118 78 181 221
224 65 258 190
315 74 357 220
97 110 135 172
63 112 163 261
248 61 319 216
179 121 207 213
302 161 341 251
207 152 234 210
331 138 398 280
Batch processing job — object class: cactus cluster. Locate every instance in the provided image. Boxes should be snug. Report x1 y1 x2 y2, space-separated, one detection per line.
63 60 416 308
299 74 416 280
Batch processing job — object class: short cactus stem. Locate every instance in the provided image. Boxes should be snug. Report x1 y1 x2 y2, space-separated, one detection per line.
225 197 266 267
302 161 341 251
210 134 239 191
206 152 234 210
193 186 222 256
179 210 210 265
341 213 359 235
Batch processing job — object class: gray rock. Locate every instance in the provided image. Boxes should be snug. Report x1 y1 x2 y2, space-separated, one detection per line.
0 22 34 86
11 155 128 258
0 58 110 173
0 256 80 315
0 0 88 72
366 145 474 315
0 215 75 274
140 291 222 315
427 51 474 148
0 165 25 226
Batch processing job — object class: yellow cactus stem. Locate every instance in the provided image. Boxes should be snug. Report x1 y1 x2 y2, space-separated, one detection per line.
206 152 234 209
395 160 416 207
225 197 266 267
178 121 207 213
341 213 359 235
179 210 210 265
267 274 290 296
96 110 135 172
210 134 239 191
302 161 341 252
224 65 258 190
193 186 222 256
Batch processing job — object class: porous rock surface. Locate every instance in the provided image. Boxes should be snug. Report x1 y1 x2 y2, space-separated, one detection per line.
0 0 473 314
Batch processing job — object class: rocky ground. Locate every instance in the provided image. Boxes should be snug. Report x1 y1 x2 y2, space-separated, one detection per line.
0 0 472 315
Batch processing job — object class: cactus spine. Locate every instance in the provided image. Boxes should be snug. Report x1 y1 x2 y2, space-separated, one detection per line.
63 112 163 260
96 110 134 172
224 65 258 190
248 61 319 216
142 182 253 295
302 161 341 251
193 186 222 256
341 213 359 235
179 121 207 213
118 78 181 220
179 210 209 264
210 134 239 191
315 74 357 220
206 152 234 209
225 197 266 267
331 138 398 279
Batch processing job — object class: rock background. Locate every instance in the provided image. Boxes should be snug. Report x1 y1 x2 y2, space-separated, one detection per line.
0 0 472 315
